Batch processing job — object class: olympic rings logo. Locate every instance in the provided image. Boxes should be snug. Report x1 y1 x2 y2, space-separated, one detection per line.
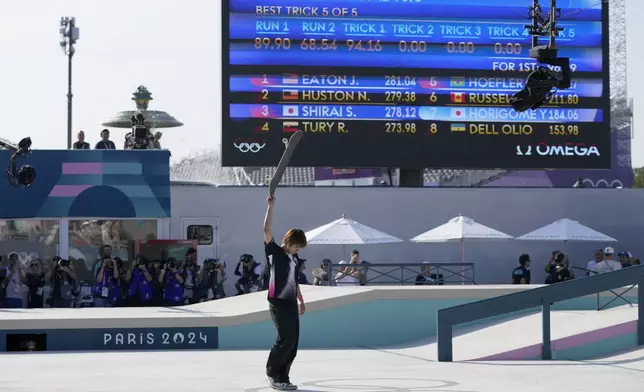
582 179 624 188
234 138 266 153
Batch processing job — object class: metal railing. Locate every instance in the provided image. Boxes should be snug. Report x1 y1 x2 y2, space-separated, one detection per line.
571 266 637 311
323 262 475 286
436 265 644 362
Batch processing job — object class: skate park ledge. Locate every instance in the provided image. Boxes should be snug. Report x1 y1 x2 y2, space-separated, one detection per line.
0 285 638 358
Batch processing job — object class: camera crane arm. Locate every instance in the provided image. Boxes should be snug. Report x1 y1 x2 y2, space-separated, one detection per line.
3 137 35 188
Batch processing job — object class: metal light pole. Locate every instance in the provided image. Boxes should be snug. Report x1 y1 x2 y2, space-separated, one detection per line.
59 17 79 149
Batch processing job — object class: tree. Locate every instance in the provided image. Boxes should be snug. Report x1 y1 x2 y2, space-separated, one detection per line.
633 167 644 188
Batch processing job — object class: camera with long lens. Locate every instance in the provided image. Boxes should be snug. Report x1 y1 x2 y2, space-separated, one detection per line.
3 137 36 188
57 259 70 268
205 258 226 271
125 114 152 150
167 260 177 269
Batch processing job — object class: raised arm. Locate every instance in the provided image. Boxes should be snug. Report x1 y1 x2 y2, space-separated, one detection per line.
263 196 275 244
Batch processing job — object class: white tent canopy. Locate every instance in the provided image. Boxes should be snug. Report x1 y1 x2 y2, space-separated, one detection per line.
410 215 514 243
305 215 402 262
410 215 513 263
305 215 402 245
515 218 617 242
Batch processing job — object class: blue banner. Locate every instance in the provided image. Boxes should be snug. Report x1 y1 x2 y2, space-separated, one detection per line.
0 327 218 351
229 75 604 97
229 0 602 20
230 103 603 123
230 44 603 72
230 15 601 47
0 150 171 219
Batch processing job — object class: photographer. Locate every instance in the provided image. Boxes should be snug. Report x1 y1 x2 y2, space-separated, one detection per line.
45 256 77 308
93 256 120 307
2 253 27 308
158 257 184 306
197 258 227 301
126 255 154 306
24 258 46 308
181 249 199 305
234 254 261 295
545 252 573 284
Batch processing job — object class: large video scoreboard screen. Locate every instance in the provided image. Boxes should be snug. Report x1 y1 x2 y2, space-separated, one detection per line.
222 0 609 169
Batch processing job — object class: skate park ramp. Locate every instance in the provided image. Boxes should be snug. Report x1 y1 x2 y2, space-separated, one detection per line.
0 285 639 360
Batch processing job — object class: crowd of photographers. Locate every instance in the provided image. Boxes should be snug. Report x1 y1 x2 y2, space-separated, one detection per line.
0 246 277 309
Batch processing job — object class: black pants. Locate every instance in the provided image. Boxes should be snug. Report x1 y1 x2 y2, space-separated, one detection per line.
266 300 299 381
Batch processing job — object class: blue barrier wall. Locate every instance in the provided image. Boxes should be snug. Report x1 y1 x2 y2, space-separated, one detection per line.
0 150 170 218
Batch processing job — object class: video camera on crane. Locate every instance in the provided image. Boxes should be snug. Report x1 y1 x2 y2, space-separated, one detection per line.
509 0 573 112
0 137 36 188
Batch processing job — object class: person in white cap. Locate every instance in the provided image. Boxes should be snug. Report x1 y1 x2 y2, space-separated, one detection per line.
593 247 622 274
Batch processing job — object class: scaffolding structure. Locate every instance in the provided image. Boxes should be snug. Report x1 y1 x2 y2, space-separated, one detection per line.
609 0 632 168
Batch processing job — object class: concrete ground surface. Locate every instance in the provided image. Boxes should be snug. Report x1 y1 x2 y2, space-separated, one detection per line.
0 346 642 392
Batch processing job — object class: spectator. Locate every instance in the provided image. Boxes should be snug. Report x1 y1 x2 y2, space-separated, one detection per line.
512 254 531 284
127 255 154 306
182 250 199 304
234 254 261 295
93 245 113 278
618 251 640 268
545 253 573 284
72 130 90 149
348 250 366 284
594 247 622 274
150 260 165 305
153 132 163 149
415 262 434 285
311 259 331 286
159 258 184 306
334 260 360 285
197 258 226 301
45 257 77 308
95 129 116 150
25 258 46 308
93 256 120 307
543 250 561 275
586 249 604 276
0 262 6 307
2 252 26 308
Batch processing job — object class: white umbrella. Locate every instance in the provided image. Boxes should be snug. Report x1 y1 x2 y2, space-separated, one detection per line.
410 215 513 262
305 214 402 259
515 218 617 242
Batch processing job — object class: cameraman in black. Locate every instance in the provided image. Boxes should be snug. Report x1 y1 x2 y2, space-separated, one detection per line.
197 258 227 301
234 254 260 295
93 256 120 307
545 252 573 284
25 258 46 308
46 257 77 308
159 257 184 306
181 249 199 305
126 255 154 307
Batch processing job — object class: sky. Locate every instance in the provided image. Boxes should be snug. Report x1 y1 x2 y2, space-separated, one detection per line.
0 0 642 166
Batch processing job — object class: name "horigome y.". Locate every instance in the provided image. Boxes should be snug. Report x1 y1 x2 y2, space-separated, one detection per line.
517 144 600 156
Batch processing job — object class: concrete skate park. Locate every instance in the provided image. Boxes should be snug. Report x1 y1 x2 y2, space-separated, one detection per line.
0 276 640 360
1 268 643 392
